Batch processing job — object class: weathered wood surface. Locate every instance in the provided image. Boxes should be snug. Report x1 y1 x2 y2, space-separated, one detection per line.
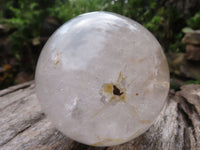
0 81 200 150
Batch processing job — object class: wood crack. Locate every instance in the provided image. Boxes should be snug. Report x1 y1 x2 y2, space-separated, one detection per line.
1 125 32 146
0 113 45 147
0 81 33 97
177 99 199 149
178 103 193 127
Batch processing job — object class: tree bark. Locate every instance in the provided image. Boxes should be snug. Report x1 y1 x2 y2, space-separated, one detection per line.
0 81 200 150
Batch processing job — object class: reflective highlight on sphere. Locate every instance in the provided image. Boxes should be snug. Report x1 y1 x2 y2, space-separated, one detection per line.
35 12 169 146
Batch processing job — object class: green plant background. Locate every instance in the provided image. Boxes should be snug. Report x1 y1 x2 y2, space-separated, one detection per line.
0 0 200 89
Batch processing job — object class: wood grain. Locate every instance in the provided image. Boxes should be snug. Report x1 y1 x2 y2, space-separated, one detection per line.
0 81 200 150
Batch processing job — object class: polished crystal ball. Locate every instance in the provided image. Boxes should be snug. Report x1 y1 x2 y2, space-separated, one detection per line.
35 12 169 146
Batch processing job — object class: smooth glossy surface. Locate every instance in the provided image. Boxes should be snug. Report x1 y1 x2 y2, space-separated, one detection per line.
35 12 169 146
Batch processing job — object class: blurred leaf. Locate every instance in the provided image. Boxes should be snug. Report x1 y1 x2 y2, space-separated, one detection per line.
186 77 200 84
187 11 200 29
32 37 40 45
3 64 12 71
182 27 194 33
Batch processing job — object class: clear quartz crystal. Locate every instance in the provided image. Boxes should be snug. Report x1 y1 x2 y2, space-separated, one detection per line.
35 12 169 146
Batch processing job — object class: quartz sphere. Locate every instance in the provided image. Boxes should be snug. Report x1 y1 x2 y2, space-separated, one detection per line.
35 12 169 146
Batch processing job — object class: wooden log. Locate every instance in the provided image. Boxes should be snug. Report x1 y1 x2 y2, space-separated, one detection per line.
0 81 200 150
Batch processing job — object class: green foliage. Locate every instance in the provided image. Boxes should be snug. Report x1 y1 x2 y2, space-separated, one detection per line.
1 0 190 58
49 0 106 22
170 83 180 91
1 0 107 68
187 11 200 29
104 0 186 52
186 77 200 84
1 0 200 89
182 27 194 34
1 0 50 70
1 0 199 61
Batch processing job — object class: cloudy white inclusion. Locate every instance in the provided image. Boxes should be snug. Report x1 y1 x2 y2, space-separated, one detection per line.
51 12 137 71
